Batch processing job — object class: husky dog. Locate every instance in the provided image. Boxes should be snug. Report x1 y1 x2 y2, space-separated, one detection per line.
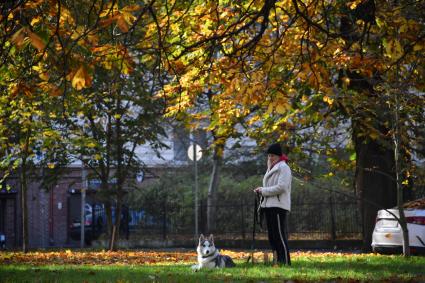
191 234 235 271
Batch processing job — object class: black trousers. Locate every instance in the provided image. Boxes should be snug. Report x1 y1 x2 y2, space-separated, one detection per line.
263 207 291 265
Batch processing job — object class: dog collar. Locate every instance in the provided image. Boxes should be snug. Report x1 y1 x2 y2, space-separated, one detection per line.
202 250 217 259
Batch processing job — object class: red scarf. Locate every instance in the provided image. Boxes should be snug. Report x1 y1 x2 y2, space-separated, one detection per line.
280 154 289 162
270 154 289 169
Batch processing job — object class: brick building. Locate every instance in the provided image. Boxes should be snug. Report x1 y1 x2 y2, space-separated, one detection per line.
0 188 17 248
0 127 255 249
0 168 85 249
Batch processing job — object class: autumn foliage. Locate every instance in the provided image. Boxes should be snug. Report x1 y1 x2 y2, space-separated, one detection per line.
1 0 424 254
0 249 379 266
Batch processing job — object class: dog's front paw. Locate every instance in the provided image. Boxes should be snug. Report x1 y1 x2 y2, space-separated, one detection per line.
191 264 200 272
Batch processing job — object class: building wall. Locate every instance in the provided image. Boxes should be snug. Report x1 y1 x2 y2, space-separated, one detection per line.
1 197 17 248
48 169 82 247
3 169 83 249
51 182 69 246
5 199 16 247
27 180 44 248
2 127 259 249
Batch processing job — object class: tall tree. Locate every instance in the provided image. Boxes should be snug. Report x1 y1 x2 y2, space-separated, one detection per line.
153 0 425 250
61 1 167 249
0 55 69 252
1 0 165 250
66 64 166 250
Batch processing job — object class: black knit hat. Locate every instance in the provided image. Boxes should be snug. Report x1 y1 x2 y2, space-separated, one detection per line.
267 143 282 156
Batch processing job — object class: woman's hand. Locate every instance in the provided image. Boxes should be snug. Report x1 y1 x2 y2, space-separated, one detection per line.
254 187 262 194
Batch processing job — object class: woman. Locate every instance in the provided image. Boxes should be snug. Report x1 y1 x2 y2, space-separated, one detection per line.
254 143 291 265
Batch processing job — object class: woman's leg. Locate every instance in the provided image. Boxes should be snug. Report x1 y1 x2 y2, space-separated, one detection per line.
264 208 278 253
275 208 291 265
265 207 291 265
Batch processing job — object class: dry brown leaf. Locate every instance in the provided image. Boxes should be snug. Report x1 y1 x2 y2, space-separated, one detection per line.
27 31 46 52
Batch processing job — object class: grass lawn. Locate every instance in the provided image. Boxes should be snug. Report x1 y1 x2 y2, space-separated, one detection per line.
1 251 424 282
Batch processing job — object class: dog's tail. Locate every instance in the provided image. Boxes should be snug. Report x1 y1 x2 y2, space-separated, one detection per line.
224 255 236 267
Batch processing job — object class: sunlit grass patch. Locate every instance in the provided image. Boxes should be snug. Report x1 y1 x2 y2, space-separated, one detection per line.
1 250 424 282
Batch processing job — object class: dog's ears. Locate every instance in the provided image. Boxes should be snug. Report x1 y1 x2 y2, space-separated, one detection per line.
199 234 213 243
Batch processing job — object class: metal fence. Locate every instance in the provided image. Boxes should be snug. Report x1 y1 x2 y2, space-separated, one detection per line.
123 196 362 241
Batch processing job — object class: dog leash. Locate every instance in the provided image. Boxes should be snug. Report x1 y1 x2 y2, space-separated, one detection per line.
247 192 262 263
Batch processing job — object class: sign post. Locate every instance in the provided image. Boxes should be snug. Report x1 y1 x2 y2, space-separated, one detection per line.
80 162 87 248
187 143 202 238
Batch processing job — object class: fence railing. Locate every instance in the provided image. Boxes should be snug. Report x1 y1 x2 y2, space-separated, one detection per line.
121 197 362 241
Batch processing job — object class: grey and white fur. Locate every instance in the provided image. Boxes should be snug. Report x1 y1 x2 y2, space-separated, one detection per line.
191 234 235 271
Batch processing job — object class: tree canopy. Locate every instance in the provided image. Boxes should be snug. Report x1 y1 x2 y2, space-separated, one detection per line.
1 0 424 251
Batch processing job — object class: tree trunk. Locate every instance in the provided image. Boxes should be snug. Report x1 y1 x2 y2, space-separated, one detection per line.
109 193 122 251
393 89 410 257
104 199 112 237
341 68 398 252
354 133 397 251
207 147 223 234
20 127 31 253
109 100 123 251
19 164 29 253
395 144 410 257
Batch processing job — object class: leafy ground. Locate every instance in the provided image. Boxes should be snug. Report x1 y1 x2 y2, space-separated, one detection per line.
1 250 424 282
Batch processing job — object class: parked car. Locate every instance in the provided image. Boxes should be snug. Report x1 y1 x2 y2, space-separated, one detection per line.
0 233 5 249
371 198 425 254
69 203 104 245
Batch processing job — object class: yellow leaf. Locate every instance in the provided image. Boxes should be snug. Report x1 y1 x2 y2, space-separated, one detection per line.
23 0 44 9
71 66 91 90
393 40 403 57
376 18 384 28
47 163 55 169
347 1 361 9
122 5 141 13
383 39 403 59
100 2 119 17
413 44 423 51
323 95 334 105
121 10 137 25
114 114 121 119
72 67 85 90
30 17 41 26
399 23 408 33
266 104 273 114
39 72 49 81
124 59 134 74
276 104 286 114
32 65 43 74
59 7 75 25
86 142 96 148
44 130 54 137
369 132 379 140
